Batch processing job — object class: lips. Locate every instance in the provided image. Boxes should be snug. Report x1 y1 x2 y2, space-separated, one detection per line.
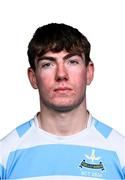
54 87 72 92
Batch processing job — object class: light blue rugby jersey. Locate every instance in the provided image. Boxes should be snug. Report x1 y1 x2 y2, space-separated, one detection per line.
0 114 125 180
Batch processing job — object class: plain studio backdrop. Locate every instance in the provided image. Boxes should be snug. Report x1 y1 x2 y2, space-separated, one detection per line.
0 0 125 138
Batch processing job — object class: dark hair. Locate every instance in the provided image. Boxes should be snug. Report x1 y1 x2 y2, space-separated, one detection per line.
27 23 91 70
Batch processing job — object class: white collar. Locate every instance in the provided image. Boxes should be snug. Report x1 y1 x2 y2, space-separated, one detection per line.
34 112 93 129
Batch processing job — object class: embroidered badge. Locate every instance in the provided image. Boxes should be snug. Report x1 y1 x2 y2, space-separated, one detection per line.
78 149 105 178
79 149 104 170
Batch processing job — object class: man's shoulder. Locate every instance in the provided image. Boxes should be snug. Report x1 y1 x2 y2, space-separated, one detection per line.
0 119 35 168
16 118 34 138
92 117 113 138
0 118 34 147
93 117 125 143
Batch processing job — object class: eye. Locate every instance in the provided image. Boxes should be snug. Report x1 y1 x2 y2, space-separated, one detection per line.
41 62 54 69
68 59 79 65
42 63 51 68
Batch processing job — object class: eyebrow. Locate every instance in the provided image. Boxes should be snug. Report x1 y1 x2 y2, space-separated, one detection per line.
64 53 82 60
37 53 82 63
37 56 55 62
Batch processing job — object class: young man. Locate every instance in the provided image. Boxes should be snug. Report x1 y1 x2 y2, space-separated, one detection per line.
0 23 125 179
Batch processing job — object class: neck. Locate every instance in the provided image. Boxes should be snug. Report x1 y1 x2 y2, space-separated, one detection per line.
37 103 89 136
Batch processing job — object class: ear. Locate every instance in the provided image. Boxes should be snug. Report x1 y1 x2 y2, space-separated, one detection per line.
86 61 94 85
27 67 38 89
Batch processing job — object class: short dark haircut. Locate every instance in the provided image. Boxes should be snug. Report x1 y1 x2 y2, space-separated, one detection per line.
27 23 91 70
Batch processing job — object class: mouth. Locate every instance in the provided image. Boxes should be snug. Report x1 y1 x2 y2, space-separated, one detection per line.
54 87 72 92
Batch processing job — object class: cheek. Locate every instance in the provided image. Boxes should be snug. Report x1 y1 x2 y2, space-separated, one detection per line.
71 70 87 95
71 69 87 86
37 73 53 92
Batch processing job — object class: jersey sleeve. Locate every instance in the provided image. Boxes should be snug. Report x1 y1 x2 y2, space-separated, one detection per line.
123 137 125 178
0 164 5 180
0 141 5 180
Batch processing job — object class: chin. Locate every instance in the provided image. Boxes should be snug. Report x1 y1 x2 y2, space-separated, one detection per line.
51 106 75 113
48 102 81 113
43 96 85 112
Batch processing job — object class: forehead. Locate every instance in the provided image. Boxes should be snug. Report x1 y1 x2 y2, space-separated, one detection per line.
44 50 69 57
42 50 85 59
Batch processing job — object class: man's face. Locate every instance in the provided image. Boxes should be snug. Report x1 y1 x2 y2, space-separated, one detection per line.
28 50 94 112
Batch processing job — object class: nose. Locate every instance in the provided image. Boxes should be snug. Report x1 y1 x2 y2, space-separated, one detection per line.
55 63 69 81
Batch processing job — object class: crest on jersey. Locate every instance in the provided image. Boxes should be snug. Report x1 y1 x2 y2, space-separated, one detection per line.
79 149 104 171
